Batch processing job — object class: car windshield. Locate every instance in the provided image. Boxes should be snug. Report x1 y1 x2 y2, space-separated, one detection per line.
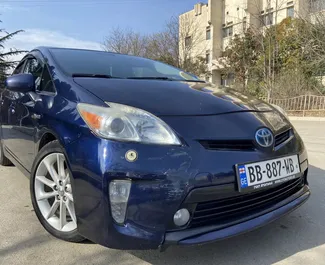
49 48 201 81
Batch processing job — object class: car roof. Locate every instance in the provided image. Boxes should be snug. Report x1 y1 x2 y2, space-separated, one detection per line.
34 46 119 55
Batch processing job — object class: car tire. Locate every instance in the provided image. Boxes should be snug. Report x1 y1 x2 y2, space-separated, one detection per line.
0 140 13 166
30 140 85 243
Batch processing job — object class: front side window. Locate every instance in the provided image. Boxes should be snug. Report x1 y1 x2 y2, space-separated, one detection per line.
40 66 55 93
24 58 43 91
13 61 26 75
50 48 200 81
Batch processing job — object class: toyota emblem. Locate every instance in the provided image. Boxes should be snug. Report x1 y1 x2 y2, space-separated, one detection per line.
255 128 274 148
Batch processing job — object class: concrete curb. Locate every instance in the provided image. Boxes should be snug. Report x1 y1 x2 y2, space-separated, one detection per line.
289 116 325 121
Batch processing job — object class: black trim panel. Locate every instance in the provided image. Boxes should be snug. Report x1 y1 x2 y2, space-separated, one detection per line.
4 147 30 177
164 186 310 245
185 171 305 204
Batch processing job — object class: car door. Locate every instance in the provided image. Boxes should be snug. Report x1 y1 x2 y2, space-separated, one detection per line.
1 60 27 165
2 53 44 171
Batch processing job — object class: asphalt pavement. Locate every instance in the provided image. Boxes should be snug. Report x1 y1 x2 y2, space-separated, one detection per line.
1 120 325 265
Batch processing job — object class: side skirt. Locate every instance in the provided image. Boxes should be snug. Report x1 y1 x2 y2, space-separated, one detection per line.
4 147 30 178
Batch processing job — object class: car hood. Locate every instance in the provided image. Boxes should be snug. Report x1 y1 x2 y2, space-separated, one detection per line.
74 78 274 116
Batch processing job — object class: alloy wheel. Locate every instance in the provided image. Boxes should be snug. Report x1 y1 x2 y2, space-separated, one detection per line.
34 153 77 232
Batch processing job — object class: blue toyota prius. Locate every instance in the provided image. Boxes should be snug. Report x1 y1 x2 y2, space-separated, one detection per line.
0 47 310 250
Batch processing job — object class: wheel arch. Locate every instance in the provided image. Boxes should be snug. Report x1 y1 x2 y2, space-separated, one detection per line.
35 124 83 185
36 121 82 153
38 132 57 151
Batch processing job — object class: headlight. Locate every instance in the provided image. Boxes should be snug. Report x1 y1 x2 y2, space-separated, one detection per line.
77 102 181 145
272 104 288 117
109 180 131 224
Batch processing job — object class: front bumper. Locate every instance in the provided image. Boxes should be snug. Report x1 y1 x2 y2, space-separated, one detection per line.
64 127 309 250
164 185 310 247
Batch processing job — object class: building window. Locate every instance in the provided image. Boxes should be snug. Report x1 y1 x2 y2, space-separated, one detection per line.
243 21 247 32
287 6 294 17
185 36 191 48
228 73 235 82
221 73 235 86
206 27 211 40
223 28 227 38
223 26 233 38
206 51 211 64
262 13 273 26
228 26 233 36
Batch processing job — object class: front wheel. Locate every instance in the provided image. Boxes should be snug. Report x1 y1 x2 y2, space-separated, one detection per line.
30 140 84 242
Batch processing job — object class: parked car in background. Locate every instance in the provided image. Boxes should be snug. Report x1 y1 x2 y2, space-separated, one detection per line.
0 47 310 250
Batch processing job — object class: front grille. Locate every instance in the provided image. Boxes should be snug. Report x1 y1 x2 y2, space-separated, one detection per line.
198 129 293 151
198 140 255 151
189 177 303 228
275 129 292 147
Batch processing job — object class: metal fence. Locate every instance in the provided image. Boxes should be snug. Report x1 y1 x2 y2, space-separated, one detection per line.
268 95 325 116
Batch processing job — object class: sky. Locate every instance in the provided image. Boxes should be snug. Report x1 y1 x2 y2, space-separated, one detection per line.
1 0 204 61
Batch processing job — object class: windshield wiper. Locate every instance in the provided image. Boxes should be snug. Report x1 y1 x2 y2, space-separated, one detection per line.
126 76 175 81
182 80 206 83
126 76 206 82
72 73 116 79
72 74 206 83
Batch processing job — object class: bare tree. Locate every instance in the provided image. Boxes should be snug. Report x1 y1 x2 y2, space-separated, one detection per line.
102 16 210 77
250 0 288 99
220 0 291 97
178 13 207 70
145 16 180 67
300 1 325 73
102 27 148 57
218 0 325 97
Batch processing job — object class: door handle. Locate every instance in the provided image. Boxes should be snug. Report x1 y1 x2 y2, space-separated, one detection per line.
31 114 41 120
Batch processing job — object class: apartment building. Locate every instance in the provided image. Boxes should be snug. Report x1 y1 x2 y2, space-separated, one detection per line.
179 0 323 85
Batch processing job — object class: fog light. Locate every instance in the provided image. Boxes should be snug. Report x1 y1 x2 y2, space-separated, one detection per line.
109 180 131 224
173 208 190 227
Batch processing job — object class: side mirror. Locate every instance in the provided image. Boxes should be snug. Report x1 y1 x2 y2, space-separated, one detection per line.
6 73 35 93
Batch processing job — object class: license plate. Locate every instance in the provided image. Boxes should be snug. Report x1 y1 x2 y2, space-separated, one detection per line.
236 155 300 192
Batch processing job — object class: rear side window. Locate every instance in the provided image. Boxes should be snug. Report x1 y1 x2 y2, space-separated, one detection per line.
39 66 55 93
